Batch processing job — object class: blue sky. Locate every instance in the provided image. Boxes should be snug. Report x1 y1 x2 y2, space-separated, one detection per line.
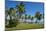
5 0 44 16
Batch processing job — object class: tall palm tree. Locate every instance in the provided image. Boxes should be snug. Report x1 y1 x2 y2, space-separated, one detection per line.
16 2 25 18
31 17 34 23
25 14 27 19
28 15 31 19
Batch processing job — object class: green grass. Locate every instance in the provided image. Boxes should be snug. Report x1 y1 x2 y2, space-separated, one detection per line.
6 23 44 30
15 23 44 30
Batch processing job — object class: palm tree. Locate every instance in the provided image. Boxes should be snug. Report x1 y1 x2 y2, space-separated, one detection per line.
16 2 25 18
28 15 31 19
25 14 27 19
31 17 34 23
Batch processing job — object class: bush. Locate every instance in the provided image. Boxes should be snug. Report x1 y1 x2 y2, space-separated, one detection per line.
7 19 19 27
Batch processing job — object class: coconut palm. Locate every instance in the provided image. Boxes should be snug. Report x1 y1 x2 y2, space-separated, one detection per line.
16 2 25 18
25 14 27 19
28 15 31 19
31 17 34 23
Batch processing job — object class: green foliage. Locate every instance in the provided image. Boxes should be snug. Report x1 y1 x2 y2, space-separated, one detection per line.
35 12 40 18
38 14 42 20
31 17 34 20
18 2 25 13
6 2 26 27
8 8 13 15
7 8 19 27
16 2 25 18
35 11 42 20
28 15 31 19
25 14 27 19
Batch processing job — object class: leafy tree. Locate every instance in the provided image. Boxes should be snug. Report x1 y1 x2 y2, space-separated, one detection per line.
35 12 40 18
8 8 18 27
5 10 9 25
38 14 42 20
35 11 42 23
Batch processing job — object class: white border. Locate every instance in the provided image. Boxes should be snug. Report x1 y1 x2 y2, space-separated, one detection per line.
0 0 5 31
0 0 46 31
9 0 44 2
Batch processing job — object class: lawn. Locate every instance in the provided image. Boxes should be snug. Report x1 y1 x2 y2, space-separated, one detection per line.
15 23 44 30
5 23 44 30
